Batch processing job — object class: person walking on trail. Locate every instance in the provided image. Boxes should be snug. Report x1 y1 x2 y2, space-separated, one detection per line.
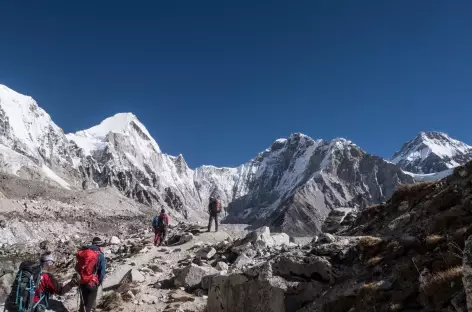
153 209 169 246
208 196 221 232
4 252 77 312
75 237 107 312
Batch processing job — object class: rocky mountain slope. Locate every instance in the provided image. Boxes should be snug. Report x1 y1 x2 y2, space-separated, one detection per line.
1 84 472 235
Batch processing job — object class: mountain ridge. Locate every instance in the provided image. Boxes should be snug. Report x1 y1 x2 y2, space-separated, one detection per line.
1 84 471 235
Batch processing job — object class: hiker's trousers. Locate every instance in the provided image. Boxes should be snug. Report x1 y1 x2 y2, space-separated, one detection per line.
208 212 218 232
154 228 167 245
79 284 98 312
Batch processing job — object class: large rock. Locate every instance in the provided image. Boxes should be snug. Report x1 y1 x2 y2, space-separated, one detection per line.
233 254 253 269
120 269 145 284
463 236 472 310
208 274 285 312
271 233 290 247
243 227 290 249
109 236 121 245
272 254 335 283
388 213 411 231
216 262 229 271
178 233 194 245
202 273 219 290
173 264 218 288
196 246 217 259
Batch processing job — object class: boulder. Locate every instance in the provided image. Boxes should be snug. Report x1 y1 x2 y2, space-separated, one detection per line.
318 233 336 244
388 213 411 231
120 269 145 284
233 254 253 269
173 264 218 288
216 262 229 271
202 273 219 290
196 247 217 259
272 254 335 283
109 236 121 245
271 233 290 247
207 274 285 312
463 236 472 310
243 227 291 250
178 233 194 245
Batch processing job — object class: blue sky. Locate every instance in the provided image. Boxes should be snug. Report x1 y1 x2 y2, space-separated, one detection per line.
0 1 471 168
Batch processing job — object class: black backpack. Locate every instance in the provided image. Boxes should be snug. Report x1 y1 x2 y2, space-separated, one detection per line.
157 215 168 229
4 261 42 312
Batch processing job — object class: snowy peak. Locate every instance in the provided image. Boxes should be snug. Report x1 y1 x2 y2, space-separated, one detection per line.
0 84 66 160
391 131 472 174
66 112 161 155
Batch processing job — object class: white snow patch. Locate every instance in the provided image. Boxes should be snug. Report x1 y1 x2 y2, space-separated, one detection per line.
403 168 453 182
41 165 71 189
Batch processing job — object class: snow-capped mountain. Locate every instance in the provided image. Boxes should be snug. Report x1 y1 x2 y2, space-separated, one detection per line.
391 131 472 174
0 85 77 188
1 84 471 235
220 134 413 235
65 112 205 220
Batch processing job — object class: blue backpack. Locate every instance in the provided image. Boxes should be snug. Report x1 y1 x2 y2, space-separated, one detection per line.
4 261 44 312
152 216 159 229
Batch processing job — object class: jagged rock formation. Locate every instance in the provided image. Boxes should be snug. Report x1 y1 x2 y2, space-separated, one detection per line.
224 134 413 235
391 131 472 174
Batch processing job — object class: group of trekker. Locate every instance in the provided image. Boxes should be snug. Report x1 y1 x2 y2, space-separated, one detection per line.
4 237 106 312
4 197 223 312
151 196 223 246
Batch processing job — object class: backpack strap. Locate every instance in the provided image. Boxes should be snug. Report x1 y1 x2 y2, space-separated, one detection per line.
15 270 23 305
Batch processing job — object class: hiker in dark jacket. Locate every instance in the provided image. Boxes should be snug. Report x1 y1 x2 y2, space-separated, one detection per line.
76 237 107 312
153 209 169 246
5 252 77 312
208 196 220 232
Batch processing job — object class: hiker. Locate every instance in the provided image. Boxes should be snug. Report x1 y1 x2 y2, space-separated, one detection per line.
75 237 107 312
4 252 77 312
208 196 221 232
152 209 169 246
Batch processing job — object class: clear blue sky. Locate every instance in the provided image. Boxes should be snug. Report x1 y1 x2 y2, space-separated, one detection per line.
1 1 471 168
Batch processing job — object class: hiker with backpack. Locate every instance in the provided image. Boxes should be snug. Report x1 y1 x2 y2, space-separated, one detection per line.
152 209 169 246
4 252 78 312
75 237 107 312
208 196 221 232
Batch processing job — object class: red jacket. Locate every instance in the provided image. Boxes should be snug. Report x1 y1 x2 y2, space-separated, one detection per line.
34 272 73 303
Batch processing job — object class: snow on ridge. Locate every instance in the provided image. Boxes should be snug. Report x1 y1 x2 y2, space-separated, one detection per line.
67 112 161 155
0 84 62 157
403 168 453 182
391 131 472 166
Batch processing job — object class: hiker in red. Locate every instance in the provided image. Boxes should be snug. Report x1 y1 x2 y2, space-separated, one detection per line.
33 252 77 312
76 237 107 312
153 209 169 246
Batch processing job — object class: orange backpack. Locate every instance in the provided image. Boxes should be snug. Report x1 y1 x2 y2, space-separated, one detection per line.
75 248 100 286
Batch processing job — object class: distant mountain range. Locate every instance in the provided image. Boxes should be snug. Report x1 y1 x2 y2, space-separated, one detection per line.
1 84 470 235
